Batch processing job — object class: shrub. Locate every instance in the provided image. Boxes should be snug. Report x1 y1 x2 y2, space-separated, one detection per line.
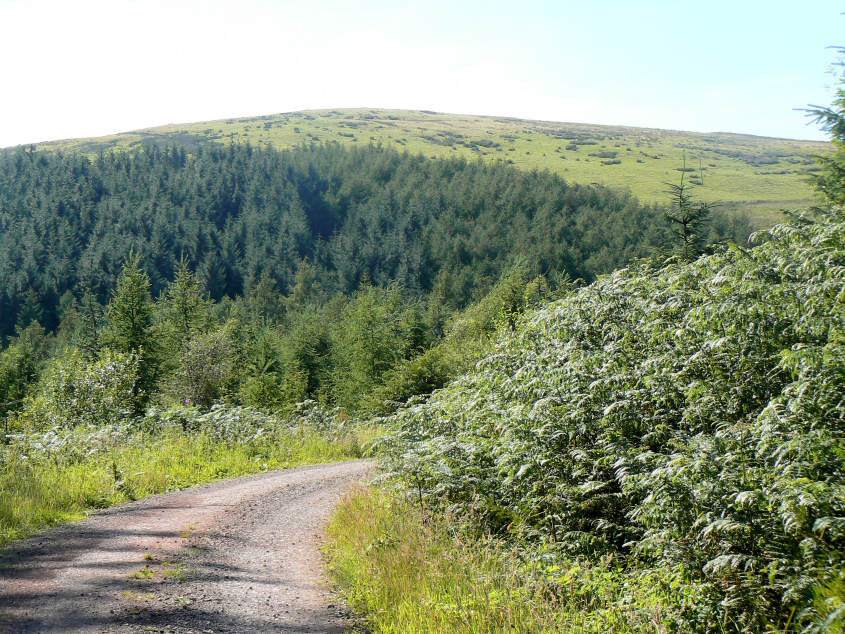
381 210 845 630
167 330 236 407
15 350 138 430
238 372 286 411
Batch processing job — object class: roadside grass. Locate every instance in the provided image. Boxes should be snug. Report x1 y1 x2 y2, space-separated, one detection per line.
324 485 694 633
0 424 372 547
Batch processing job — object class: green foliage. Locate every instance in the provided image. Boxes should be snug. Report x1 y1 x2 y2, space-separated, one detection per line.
235 323 287 410
15 289 43 331
808 569 845 634
102 255 154 354
0 324 50 408
72 288 105 357
0 402 368 546
331 283 411 409
664 166 714 260
238 372 286 411
806 48 845 206
278 306 333 400
36 108 825 221
14 350 138 430
246 271 285 324
326 486 700 633
101 255 159 408
284 258 323 310
165 328 237 408
381 210 845 630
0 142 744 341
159 258 211 345
370 265 553 411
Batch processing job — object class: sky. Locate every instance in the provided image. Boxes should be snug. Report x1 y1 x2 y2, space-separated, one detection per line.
0 0 842 148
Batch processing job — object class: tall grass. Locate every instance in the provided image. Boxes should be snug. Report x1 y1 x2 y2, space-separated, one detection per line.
325 486 698 633
0 422 367 547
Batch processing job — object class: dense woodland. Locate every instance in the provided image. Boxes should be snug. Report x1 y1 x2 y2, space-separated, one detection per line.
0 142 748 415
0 142 749 339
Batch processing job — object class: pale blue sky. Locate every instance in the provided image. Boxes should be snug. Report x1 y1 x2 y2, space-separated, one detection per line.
0 0 842 147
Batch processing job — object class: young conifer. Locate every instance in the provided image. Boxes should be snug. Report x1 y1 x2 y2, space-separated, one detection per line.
102 253 158 409
664 156 713 260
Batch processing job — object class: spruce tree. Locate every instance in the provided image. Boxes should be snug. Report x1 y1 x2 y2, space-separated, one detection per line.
664 161 713 260
161 257 210 344
805 48 845 206
15 289 43 331
76 288 104 358
102 254 158 409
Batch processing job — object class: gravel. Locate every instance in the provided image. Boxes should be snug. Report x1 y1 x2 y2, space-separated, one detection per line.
0 459 373 633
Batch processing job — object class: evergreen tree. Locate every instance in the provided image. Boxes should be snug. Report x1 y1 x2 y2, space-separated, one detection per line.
160 258 210 344
331 282 405 408
282 307 333 399
0 323 49 408
101 254 158 408
664 164 713 260
15 289 43 331
246 271 283 324
76 288 104 358
0 142 728 339
284 259 322 311
806 48 845 206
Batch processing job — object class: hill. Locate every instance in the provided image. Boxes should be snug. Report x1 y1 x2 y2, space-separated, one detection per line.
30 109 829 225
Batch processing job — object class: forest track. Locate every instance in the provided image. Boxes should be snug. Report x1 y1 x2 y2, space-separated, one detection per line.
0 459 373 633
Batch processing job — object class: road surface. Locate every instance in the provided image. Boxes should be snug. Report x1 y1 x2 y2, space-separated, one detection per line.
0 460 373 633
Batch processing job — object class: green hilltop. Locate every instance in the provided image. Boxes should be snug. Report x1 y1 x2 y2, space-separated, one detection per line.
34 108 830 225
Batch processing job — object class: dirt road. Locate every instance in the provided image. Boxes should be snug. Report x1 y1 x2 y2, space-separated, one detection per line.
0 459 373 633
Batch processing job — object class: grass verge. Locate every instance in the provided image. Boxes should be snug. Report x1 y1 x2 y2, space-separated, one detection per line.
324 485 709 633
0 425 370 547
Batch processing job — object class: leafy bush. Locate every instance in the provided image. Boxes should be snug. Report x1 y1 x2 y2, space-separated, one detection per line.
381 210 845 630
0 401 367 546
166 329 237 407
327 485 713 633
14 350 139 430
5 400 357 470
2 424 133 469
170 403 279 443
238 372 286 411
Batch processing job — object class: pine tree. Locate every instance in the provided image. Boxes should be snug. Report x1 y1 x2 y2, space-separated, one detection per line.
331 282 405 408
161 257 210 344
102 254 158 409
664 160 713 260
15 289 43 331
76 288 104 358
247 271 283 324
284 259 322 311
805 47 845 206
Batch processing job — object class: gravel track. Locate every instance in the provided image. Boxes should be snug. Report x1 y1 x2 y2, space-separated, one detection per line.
0 459 373 633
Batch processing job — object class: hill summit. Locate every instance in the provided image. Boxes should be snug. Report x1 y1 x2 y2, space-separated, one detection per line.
30 108 829 223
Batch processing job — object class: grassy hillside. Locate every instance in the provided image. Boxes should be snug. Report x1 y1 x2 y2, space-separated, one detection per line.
34 108 829 224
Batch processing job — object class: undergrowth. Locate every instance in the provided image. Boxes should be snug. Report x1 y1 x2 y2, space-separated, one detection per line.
325 485 708 633
0 404 373 547
377 209 844 631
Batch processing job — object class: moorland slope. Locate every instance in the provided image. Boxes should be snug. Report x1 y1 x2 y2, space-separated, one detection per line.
29 108 830 223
